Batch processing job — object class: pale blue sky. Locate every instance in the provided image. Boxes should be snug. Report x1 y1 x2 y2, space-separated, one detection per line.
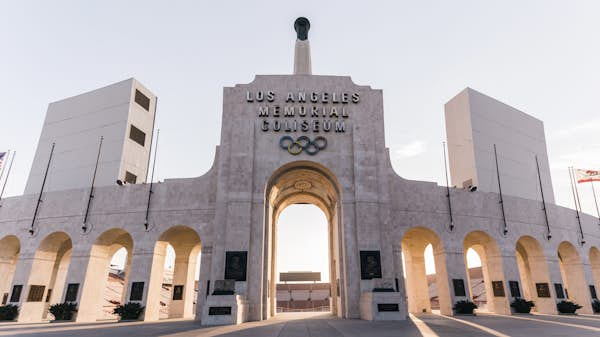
2 1 600 276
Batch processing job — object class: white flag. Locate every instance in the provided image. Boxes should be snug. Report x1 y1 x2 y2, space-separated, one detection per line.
575 169 600 183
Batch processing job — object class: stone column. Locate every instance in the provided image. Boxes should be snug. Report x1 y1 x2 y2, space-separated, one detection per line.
74 246 108 322
123 242 159 321
439 249 470 316
195 245 212 321
169 248 198 319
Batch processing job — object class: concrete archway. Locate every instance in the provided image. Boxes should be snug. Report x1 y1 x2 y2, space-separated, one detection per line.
19 231 72 322
145 225 201 321
515 236 555 314
557 241 592 313
590 247 600 301
463 231 509 314
0 235 20 305
263 161 343 319
401 227 453 315
77 228 133 322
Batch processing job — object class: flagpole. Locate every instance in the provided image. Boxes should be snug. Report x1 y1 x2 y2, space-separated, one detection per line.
495 145 509 236
82 136 103 233
0 151 16 203
144 129 159 231
0 150 10 184
568 167 585 244
30 143 55 235
442 141 454 231
591 181 600 225
535 155 550 240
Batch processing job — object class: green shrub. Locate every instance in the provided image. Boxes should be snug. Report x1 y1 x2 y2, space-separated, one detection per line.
113 302 144 320
48 302 77 321
556 300 582 314
592 299 600 314
0 304 19 320
453 300 477 314
510 298 535 313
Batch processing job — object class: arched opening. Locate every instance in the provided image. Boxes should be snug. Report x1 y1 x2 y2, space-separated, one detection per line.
20 232 72 322
77 228 133 322
275 204 330 313
264 161 342 319
145 226 201 321
401 227 452 315
465 248 484 309
590 247 600 301
463 231 509 314
557 241 591 313
515 236 554 314
0 235 20 305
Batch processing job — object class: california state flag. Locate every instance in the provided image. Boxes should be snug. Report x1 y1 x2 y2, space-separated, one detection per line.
575 169 600 183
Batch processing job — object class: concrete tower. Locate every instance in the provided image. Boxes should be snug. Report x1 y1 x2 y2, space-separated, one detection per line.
445 87 554 203
24 78 156 194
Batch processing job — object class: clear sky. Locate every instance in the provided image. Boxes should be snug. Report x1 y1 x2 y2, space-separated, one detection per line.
1 1 599 277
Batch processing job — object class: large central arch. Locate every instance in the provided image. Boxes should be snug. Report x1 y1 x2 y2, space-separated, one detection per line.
262 161 344 319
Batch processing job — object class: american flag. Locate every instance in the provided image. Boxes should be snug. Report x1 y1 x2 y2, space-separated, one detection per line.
0 152 6 173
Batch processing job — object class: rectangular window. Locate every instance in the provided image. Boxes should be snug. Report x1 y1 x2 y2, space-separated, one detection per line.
130 282 144 301
9 285 22 302
125 171 137 184
129 125 146 147
27 285 45 302
134 89 151 111
65 283 79 302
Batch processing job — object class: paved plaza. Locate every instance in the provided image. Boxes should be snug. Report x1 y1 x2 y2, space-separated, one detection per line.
1 312 600 337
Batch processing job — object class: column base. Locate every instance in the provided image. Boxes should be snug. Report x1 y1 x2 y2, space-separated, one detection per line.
201 294 248 326
360 292 407 321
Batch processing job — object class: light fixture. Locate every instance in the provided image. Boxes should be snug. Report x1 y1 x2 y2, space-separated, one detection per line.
116 180 127 186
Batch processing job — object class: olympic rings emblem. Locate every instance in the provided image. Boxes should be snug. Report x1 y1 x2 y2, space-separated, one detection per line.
279 136 327 155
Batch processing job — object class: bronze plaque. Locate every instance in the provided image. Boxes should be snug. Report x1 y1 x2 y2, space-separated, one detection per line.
509 280 521 298
209 306 232 315
225 251 247 281
360 251 382 280
554 283 565 299
27 285 45 302
535 283 550 298
173 285 184 300
2 293 7 305
453 279 466 297
492 281 505 297
377 303 399 312
9 285 22 303
65 283 79 302
45 289 52 302
130 282 145 301
280 272 321 282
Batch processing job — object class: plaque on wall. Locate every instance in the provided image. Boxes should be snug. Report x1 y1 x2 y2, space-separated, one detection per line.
492 281 505 297
130 282 145 301
173 285 184 300
377 303 399 312
360 250 382 280
452 279 466 297
509 281 521 298
535 283 550 298
224 251 248 281
10 285 22 302
2 293 7 305
209 306 232 315
554 283 565 299
65 283 79 302
590 285 598 300
27 285 45 302
45 289 52 302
